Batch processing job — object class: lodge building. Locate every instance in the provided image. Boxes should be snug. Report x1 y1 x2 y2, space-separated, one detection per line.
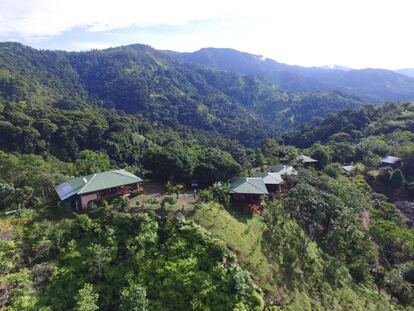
229 165 297 213
54 169 143 210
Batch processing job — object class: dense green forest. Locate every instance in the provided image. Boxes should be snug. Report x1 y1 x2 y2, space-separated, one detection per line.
1 149 413 310
0 42 413 310
0 42 366 134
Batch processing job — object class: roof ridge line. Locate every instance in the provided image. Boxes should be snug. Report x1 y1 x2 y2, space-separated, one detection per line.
78 173 97 194
112 170 140 180
247 179 267 193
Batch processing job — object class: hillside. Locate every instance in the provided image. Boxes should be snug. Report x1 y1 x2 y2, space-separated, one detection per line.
173 47 414 103
0 42 413 310
0 42 365 134
1 148 413 310
288 102 414 148
0 42 277 147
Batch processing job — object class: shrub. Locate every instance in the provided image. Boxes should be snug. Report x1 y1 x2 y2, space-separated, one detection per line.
354 176 371 193
323 163 341 178
0 183 16 210
74 283 99 311
161 195 177 208
384 267 414 305
199 189 214 203
311 148 330 169
119 283 148 311
210 182 230 205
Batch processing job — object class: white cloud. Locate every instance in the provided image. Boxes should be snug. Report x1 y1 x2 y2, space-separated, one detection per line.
0 0 246 38
0 0 413 68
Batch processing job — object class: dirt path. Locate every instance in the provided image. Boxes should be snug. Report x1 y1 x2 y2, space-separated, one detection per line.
362 210 370 229
177 194 197 206
362 209 381 268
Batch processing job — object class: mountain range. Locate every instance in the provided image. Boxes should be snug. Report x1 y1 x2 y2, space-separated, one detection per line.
170 47 414 103
1 42 414 148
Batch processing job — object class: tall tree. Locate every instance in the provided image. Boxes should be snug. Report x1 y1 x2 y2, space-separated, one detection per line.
75 150 110 175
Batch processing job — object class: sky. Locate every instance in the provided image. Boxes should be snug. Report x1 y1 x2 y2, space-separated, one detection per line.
0 0 413 69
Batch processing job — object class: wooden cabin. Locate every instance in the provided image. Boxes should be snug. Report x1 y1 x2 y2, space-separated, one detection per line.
252 172 284 193
297 155 318 168
229 177 268 213
54 169 143 211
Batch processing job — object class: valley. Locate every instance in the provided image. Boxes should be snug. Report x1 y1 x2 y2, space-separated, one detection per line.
0 42 413 311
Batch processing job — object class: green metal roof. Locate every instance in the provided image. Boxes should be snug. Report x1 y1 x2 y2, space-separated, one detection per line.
55 169 142 201
229 177 268 195
252 172 284 185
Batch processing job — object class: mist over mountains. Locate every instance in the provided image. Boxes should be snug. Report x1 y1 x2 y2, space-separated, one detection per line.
169 47 414 103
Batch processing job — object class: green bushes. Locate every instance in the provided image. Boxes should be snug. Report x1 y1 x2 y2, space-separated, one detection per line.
119 283 149 311
311 147 330 169
1 209 264 310
74 283 99 311
384 264 414 305
143 145 241 185
75 150 110 176
283 172 372 283
199 182 230 205
323 163 342 178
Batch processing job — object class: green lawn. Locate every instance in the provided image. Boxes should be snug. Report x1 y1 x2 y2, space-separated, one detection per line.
191 203 273 289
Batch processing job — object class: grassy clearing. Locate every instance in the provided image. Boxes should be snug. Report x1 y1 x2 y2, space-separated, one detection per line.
191 202 274 289
129 180 196 211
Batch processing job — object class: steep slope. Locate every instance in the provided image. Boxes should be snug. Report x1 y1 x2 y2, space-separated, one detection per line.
173 47 414 103
0 42 278 146
288 102 414 148
0 42 87 105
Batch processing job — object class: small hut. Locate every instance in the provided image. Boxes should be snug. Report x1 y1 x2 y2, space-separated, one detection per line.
252 172 284 193
379 156 402 168
269 165 298 176
297 155 318 168
342 165 354 174
229 177 268 213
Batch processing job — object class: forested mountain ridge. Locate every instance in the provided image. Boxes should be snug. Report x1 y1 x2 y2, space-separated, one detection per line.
0 42 276 147
172 47 414 103
0 42 413 310
288 101 414 148
0 42 365 135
